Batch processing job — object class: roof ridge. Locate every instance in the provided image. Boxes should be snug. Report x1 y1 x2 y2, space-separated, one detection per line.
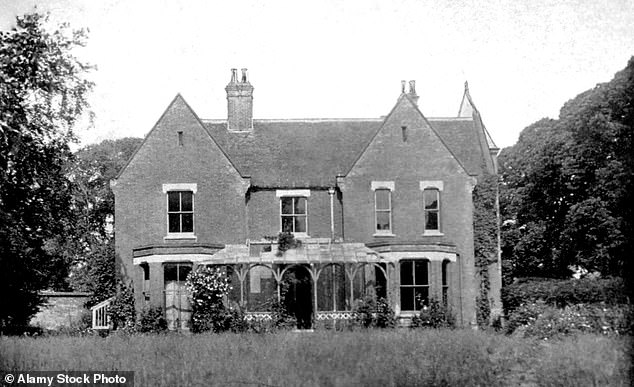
427 117 474 121
202 118 383 123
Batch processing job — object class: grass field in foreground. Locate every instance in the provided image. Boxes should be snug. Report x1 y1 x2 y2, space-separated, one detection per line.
1 329 631 386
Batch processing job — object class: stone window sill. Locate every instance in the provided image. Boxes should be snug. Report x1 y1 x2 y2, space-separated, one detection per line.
422 231 444 236
164 233 197 241
373 232 396 237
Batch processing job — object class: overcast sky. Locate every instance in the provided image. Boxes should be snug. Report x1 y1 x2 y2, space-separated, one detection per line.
2 0 633 148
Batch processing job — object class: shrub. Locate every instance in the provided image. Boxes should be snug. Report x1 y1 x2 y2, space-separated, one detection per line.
276 232 302 256
108 282 136 331
269 299 296 330
502 277 628 315
136 306 167 333
353 297 395 328
507 302 633 339
185 266 231 333
411 299 455 329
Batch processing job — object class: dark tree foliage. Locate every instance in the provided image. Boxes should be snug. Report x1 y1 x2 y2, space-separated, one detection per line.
66 137 142 304
0 13 93 331
500 57 634 283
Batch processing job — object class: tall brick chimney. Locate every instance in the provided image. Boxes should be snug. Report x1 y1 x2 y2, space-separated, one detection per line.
225 68 254 131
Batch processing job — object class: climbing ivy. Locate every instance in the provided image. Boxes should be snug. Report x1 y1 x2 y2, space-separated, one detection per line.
473 173 499 327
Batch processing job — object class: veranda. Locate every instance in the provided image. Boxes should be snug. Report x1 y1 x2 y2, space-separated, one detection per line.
165 238 392 330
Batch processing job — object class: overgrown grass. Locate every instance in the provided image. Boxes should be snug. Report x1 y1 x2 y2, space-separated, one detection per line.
1 330 630 386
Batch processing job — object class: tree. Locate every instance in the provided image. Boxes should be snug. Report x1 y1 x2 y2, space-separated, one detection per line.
66 137 142 305
0 13 93 331
500 57 633 282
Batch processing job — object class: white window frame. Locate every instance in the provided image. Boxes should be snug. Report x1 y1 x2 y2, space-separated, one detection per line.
371 181 395 236
420 181 443 236
276 189 310 237
399 259 430 312
163 183 197 240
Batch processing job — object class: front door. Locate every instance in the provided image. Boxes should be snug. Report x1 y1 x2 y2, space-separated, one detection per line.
164 263 192 330
282 265 313 329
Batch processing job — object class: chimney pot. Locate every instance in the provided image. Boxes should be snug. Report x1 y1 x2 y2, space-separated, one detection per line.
409 80 417 95
401 80 406 94
230 68 238 83
241 68 248 83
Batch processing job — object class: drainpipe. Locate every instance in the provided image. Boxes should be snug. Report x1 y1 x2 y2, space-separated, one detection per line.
328 187 335 240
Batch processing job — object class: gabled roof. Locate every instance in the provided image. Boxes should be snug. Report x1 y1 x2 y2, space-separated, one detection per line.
122 87 498 187
428 117 487 175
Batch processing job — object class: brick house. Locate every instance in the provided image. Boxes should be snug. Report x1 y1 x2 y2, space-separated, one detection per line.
112 68 501 329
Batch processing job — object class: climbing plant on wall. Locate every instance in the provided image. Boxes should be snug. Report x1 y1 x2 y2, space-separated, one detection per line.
473 174 499 327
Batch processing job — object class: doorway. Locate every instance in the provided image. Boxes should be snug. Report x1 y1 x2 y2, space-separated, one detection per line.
281 265 313 329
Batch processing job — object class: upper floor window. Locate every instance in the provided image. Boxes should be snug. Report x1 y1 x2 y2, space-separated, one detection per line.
423 189 440 232
371 181 394 235
163 184 197 239
168 191 194 233
277 189 310 235
400 259 429 311
281 196 307 233
375 189 392 233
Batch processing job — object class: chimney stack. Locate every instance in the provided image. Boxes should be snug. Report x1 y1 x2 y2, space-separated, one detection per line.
225 67 254 131
408 80 419 105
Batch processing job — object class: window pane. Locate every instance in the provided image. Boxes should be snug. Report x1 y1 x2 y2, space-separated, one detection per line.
376 211 391 231
294 215 306 233
424 190 438 210
168 192 180 212
181 192 193 212
178 265 192 282
164 264 178 282
375 189 390 210
281 197 293 214
401 288 415 311
400 261 413 285
442 261 449 286
168 213 181 233
415 260 429 285
181 214 193 232
425 211 439 230
294 197 306 214
415 287 429 309
282 216 294 232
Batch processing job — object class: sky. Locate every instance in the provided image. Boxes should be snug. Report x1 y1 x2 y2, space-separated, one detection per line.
1 0 633 149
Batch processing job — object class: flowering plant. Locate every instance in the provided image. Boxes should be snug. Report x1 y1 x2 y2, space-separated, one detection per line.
185 266 231 332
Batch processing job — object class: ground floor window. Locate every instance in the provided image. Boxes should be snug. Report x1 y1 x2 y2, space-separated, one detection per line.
400 259 429 311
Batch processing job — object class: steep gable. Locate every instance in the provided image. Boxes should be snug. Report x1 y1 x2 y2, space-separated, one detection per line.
114 94 243 187
347 94 471 178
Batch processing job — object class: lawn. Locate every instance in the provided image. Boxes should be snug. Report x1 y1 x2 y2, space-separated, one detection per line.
1 329 630 386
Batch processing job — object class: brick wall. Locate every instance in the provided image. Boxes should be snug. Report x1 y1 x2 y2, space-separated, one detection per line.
113 95 249 308
30 292 91 330
247 189 343 240
342 96 477 326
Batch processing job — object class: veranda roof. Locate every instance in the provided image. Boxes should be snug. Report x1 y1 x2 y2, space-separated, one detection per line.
199 241 385 266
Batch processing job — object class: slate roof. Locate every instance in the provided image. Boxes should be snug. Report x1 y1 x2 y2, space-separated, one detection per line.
428 118 488 175
203 115 492 188
204 119 381 187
